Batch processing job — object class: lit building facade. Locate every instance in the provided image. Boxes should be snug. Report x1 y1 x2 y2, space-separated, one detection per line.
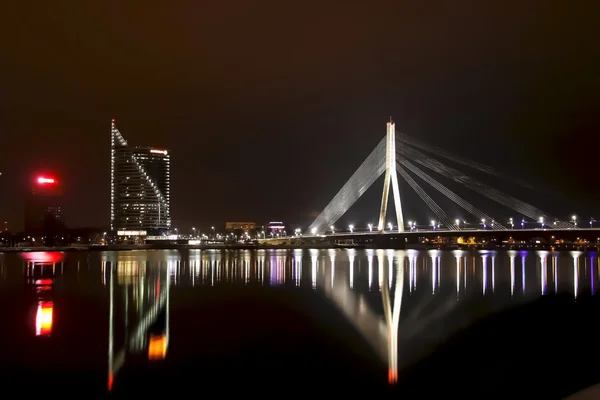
110 120 171 233
24 176 64 235
225 222 256 231
266 221 286 237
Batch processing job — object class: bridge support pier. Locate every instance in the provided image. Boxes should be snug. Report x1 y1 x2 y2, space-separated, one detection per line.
378 121 405 232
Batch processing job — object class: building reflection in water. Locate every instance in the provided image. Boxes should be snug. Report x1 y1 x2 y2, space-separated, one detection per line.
102 252 170 392
21 252 64 337
94 248 600 390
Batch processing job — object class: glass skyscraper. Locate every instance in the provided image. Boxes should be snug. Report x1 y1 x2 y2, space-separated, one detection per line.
110 119 171 233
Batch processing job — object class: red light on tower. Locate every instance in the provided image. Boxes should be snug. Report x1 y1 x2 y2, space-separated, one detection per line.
37 177 55 184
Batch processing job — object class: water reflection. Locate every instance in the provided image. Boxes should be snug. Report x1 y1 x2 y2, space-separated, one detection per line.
2 248 599 392
103 252 170 391
99 249 599 385
23 254 61 337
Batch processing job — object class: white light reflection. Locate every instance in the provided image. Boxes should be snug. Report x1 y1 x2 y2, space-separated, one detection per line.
481 252 488 295
211 259 216 286
168 261 177 285
215 252 221 284
521 253 527 294
387 249 395 289
257 250 265 285
367 249 374 290
538 251 548 295
293 250 302 287
381 249 404 384
310 249 318 289
590 254 595 295
464 257 467 289
243 251 251 285
377 249 385 292
348 249 356 289
453 250 464 298
553 255 558 294
429 250 440 294
329 249 336 288
407 250 417 292
571 251 581 299
108 261 114 391
190 250 201 287
491 252 496 293
508 250 516 298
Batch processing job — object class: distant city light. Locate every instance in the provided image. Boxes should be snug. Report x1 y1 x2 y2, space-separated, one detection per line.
150 149 168 155
37 177 55 184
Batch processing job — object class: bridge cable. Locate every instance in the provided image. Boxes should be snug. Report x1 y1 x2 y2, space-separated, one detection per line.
396 165 457 230
398 134 535 190
401 143 570 228
307 137 387 234
400 143 572 229
398 157 507 229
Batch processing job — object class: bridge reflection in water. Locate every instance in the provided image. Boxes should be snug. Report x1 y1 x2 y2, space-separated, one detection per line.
99 248 598 388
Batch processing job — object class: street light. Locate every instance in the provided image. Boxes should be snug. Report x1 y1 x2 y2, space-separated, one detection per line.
367 223 373 232
431 220 436 230
571 215 577 228
388 222 393 231
330 225 335 234
521 218 525 229
349 224 354 233
408 221 413 231
455 219 460 229
311 228 317 236
509 217 514 229
481 218 486 230
539 217 544 229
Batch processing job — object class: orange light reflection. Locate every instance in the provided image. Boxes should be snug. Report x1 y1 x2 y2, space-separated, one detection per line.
35 301 53 336
148 334 167 360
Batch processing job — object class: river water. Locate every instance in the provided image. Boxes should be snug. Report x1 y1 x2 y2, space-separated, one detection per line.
0 248 597 397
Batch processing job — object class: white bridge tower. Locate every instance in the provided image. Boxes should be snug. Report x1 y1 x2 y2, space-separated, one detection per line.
378 121 405 232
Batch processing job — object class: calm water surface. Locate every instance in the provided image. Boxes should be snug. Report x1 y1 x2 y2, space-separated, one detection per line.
0 248 597 396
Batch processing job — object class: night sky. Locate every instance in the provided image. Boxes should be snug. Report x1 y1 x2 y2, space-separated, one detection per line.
2 1 599 233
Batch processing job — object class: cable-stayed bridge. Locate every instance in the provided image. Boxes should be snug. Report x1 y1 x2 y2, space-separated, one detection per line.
303 120 591 240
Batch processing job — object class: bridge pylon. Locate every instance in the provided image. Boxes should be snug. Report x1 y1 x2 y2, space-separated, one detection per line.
378 121 405 232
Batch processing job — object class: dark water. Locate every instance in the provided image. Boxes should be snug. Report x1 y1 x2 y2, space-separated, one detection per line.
0 248 599 397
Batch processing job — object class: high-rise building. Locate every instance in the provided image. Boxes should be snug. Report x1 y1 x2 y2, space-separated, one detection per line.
24 175 64 234
110 119 171 233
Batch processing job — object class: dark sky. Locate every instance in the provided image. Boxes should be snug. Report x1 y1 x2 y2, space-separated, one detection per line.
2 1 599 233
